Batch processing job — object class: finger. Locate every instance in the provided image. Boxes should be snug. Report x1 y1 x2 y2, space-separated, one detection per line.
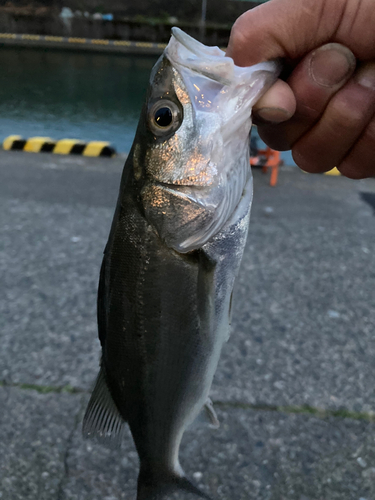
254 44 356 150
337 116 375 179
227 0 375 66
292 62 375 173
253 79 296 124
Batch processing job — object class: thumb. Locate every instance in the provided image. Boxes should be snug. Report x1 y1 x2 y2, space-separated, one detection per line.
226 0 346 66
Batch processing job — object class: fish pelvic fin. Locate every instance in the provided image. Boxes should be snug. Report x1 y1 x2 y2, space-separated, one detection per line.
137 466 213 500
82 366 126 448
204 398 220 429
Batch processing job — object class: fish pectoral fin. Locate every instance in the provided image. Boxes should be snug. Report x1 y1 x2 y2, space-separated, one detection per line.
204 398 220 429
82 366 126 448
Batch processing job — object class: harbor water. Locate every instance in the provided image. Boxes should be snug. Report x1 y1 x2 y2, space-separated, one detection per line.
0 47 295 164
0 48 156 153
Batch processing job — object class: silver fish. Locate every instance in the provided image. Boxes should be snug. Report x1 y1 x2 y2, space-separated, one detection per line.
83 28 278 500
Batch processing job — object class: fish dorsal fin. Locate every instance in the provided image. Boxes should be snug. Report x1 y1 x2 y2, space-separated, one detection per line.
82 366 126 448
204 398 220 429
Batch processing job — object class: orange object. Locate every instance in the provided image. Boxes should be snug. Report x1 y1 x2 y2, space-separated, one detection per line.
250 147 282 186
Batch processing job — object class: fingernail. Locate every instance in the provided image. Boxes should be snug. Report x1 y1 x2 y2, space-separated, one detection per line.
254 107 291 124
310 44 355 87
355 62 375 90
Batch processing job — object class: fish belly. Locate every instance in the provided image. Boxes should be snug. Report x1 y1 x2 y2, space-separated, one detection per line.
101 177 251 472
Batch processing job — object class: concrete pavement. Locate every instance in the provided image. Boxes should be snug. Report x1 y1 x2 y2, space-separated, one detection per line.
1 150 375 499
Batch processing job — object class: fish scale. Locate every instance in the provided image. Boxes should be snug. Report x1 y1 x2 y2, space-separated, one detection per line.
83 27 279 499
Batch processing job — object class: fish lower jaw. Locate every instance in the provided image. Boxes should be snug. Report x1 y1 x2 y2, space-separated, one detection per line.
157 180 213 191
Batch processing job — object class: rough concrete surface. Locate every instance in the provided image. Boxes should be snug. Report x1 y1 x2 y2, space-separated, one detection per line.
64 402 375 500
1 150 375 499
0 386 84 500
213 170 375 412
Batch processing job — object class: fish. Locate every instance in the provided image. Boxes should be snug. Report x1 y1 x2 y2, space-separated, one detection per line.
82 28 278 500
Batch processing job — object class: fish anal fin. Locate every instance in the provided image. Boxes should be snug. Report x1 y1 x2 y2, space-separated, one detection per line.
82 366 126 448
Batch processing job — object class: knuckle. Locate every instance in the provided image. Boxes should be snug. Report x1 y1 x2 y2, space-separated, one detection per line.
291 147 325 173
330 86 375 132
257 124 292 151
337 163 367 179
362 118 375 144
338 118 375 179
296 101 323 122
229 16 251 51
331 98 365 131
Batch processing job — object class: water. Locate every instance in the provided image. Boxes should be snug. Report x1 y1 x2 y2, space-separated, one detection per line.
0 47 295 164
0 48 157 153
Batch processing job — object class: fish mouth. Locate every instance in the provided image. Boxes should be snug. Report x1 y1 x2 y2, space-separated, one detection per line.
157 181 208 194
171 27 225 60
166 27 280 99
167 28 233 86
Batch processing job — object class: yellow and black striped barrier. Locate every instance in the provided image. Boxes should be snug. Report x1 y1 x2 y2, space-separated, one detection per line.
0 33 166 54
3 136 116 157
302 167 342 176
324 167 341 176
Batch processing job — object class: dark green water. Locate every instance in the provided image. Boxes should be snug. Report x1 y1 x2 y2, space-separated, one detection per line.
0 48 158 152
0 47 294 164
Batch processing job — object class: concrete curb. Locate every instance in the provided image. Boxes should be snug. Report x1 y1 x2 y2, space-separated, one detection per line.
0 32 166 55
3 135 116 157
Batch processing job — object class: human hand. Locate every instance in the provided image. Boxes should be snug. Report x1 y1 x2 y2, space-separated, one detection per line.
227 0 375 178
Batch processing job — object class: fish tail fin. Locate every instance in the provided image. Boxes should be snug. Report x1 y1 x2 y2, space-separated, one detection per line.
137 465 213 500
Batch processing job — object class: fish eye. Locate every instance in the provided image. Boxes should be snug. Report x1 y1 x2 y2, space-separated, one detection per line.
154 107 172 127
148 100 182 137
